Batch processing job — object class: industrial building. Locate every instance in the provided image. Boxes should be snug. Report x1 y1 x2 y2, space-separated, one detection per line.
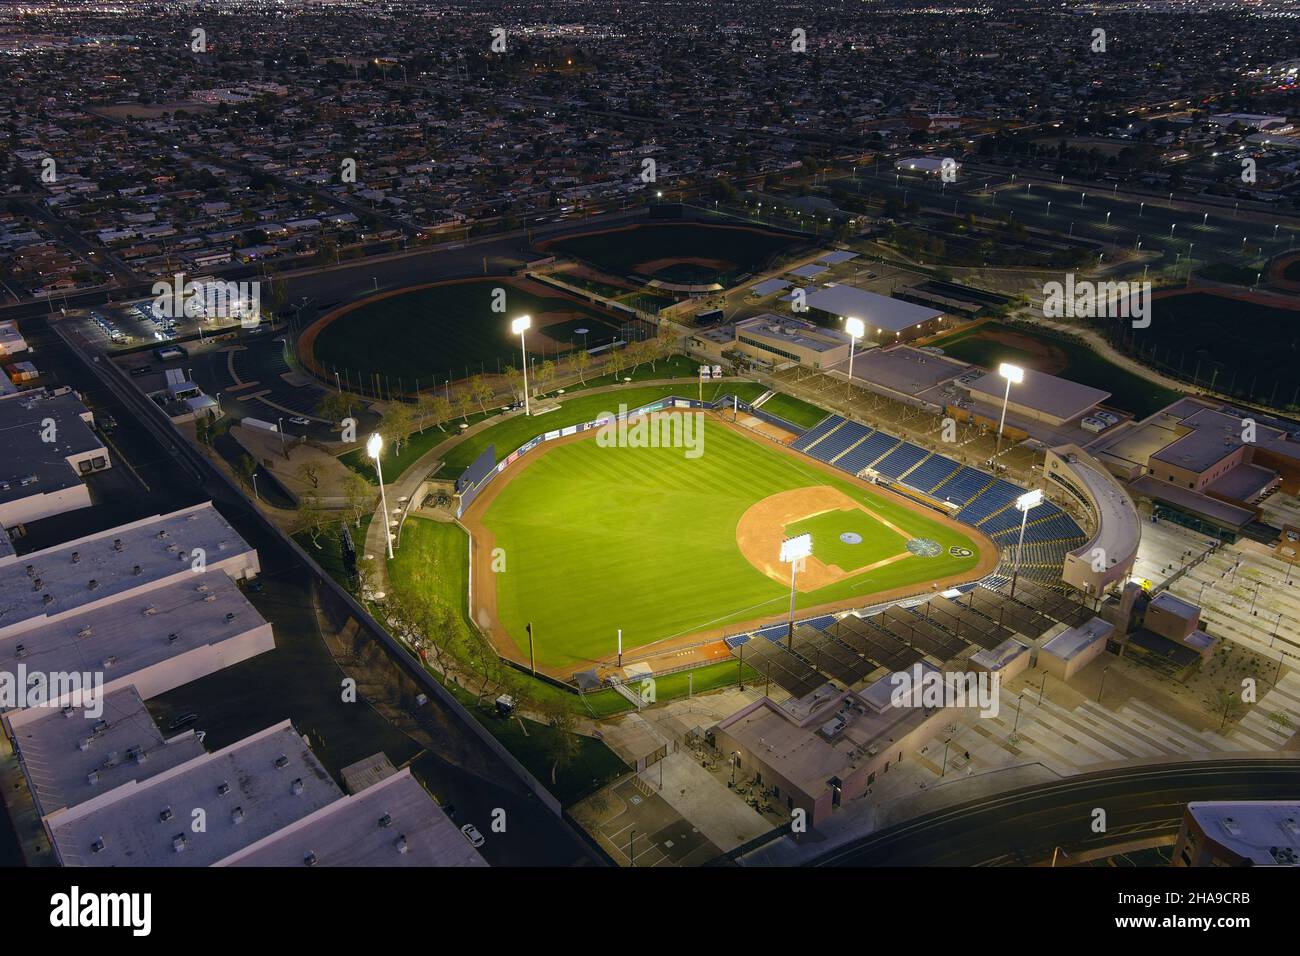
0 501 260 642
0 387 110 527
799 285 947 344
216 767 487 867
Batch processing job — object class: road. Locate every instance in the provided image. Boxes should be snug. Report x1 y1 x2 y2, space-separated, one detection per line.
812 758 1300 866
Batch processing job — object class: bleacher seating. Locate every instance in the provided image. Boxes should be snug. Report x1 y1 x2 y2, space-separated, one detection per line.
903 455 961 494
808 421 871 463
791 414 843 452
873 442 929 480
778 408 1089 580
955 479 1022 525
836 431 900 473
931 467 993 507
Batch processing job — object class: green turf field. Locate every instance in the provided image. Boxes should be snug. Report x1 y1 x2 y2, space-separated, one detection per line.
756 392 830 430
313 279 623 383
478 419 982 670
785 509 903 573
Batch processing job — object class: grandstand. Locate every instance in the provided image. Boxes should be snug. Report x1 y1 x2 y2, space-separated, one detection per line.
783 412 1089 584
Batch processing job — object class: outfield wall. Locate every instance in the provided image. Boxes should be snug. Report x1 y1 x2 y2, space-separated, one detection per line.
455 393 756 518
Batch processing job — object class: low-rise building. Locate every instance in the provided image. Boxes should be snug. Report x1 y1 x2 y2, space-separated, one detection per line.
0 388 110 527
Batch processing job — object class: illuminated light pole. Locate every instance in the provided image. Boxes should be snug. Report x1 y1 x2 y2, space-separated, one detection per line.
781 533 813 647
1010 488 1044 597
368 433 394 559
512 315 532 415
845 316 864 390
995 362 1024 456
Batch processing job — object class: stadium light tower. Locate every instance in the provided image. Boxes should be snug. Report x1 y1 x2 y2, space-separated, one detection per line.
512 315 532 415
996 362 1024 456
781 533 813 647
1010 489 1043 597
367 433 394 560
844 316 864 389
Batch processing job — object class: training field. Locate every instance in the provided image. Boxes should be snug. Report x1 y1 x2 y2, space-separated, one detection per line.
307 277 625 383
465 414 992 673
536 222 802 287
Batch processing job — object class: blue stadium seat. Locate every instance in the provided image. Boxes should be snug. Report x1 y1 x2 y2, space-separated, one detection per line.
902 455 960 494
808 421 871 463
873 442 929 480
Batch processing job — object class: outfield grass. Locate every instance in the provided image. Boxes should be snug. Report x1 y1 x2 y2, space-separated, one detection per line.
438 380 768 478
313 279 623 383
481 420 981 670
756 391 830 430
928 320 1181 418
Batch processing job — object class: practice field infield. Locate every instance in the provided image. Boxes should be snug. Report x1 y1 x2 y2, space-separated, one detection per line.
463 414 994 673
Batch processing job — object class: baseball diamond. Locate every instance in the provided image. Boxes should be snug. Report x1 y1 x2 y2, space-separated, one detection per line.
461 411 996 674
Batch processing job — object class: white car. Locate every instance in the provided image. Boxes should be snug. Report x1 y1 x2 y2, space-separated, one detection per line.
460 823 485 848
288 416 311 427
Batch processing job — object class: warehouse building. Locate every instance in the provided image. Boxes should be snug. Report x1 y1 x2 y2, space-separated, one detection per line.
0 569 274 704
43 720 343 867
0 502 260 641
2 685 207 817
216 767 487 867
0 388 110 527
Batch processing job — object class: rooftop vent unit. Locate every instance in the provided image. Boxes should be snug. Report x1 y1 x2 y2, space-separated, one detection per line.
86 771 100 785
225 612 236 624
70 551 80 564
91 719 108 734
204 594 216 603
102 655 117 669
25 564 33 577
127 745 145 764
303 851 318 867
231 807 244 825
14 644 26 659
196 583 209 593
274 754 289 770
132 565 141 576
159 806 173 823
157 530 169 540
143 606 157 616
394 835 409 854
217 781 230 796
87 579 98 591
172 834 187 853
113 539 123 552
78 737 93 752
42 593 53 606
291 778 304 796
90 838 105 854
61 706 75 719
167 632 180 644
378 813 393 829
31 577 42 591
77 625 92 638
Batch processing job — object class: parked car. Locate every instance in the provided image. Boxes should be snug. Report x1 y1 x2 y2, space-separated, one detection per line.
460 823 485 848
288 416 311 427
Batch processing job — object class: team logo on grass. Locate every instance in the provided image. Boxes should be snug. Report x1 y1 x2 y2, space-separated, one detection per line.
949 546 973 558
906 538 942 557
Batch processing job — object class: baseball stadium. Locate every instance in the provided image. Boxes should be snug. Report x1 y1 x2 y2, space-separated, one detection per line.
447 386 1118 685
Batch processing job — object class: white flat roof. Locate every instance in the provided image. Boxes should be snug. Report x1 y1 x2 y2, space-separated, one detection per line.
968 367 1109 422
4 685 206 817
1186 801 1300 865
0 502 258 640
45 721 343 867
0 570 270 700
216 768 488 867
0 389 105 506
803 286 943 332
